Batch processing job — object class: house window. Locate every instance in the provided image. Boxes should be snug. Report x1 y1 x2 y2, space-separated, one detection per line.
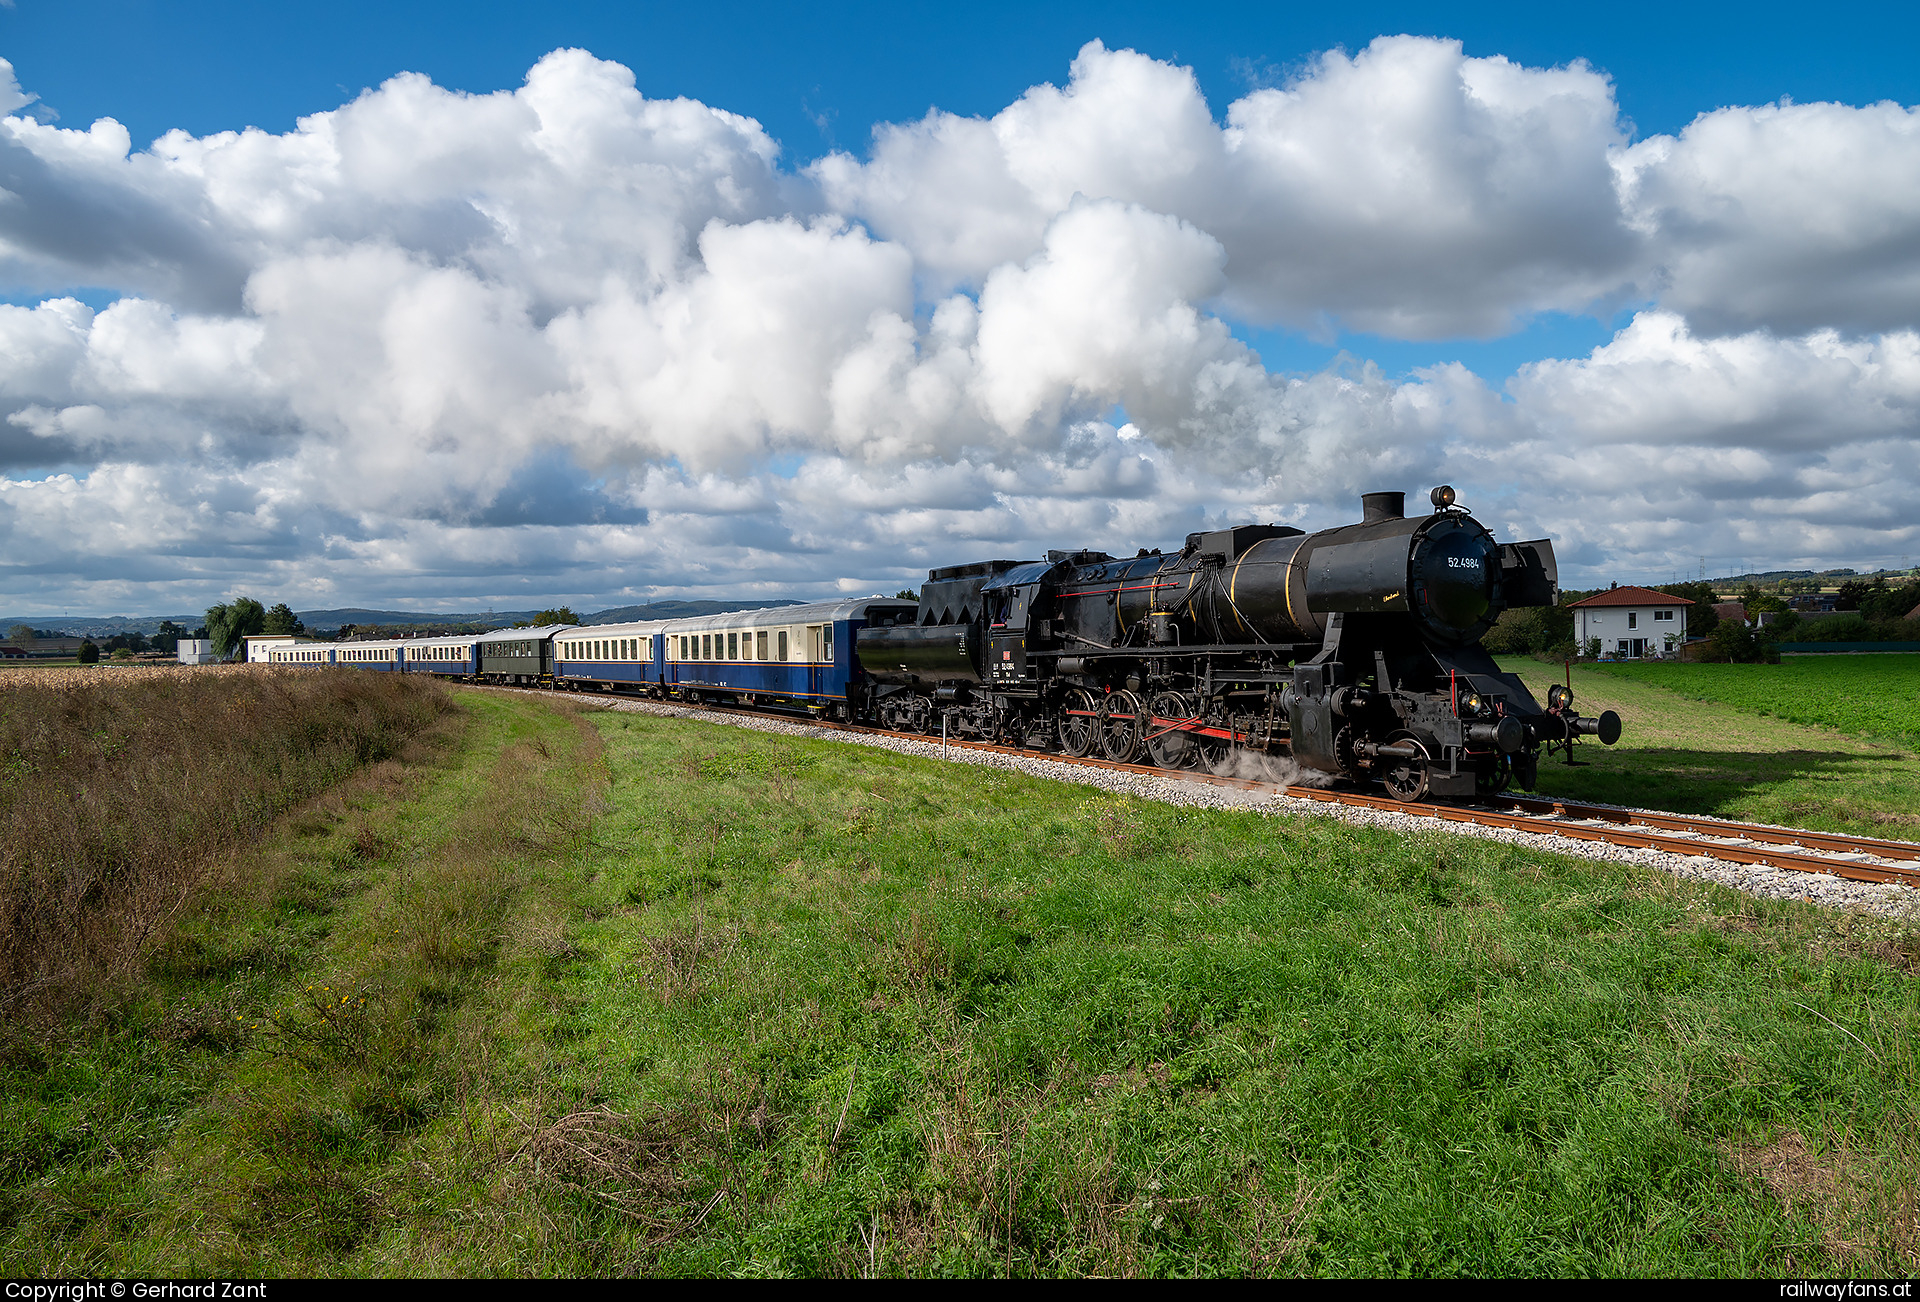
1627 612 1638 629
1654 609 1675 622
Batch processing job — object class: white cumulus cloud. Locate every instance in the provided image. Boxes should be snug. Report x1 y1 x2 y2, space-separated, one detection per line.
0 40 1915 615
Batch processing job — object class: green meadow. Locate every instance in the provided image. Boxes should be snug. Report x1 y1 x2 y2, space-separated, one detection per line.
1499 657 1920 841
4 683 1916 1276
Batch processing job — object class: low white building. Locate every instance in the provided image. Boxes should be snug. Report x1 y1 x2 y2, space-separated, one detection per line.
1568 586 1694 659
242 633 306 663
177 638 219 664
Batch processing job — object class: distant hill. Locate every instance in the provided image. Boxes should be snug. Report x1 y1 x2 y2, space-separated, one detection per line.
294 608 542 632
0 614 205 637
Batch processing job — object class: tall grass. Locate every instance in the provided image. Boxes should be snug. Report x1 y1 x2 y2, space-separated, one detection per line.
0 668 453 1023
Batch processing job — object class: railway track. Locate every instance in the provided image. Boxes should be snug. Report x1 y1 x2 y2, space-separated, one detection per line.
512 683 1920 891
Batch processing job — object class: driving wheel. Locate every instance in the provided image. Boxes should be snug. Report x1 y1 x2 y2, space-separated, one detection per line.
1057 687 1098 757
1145 691 1201 770
1097 689 1145 763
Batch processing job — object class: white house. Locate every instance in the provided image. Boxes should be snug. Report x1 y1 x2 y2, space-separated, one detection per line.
1568 586 1694 659
241 633 328 663
177 638 219 664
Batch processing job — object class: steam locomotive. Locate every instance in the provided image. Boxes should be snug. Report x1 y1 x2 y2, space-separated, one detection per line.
304 484 1619 799
857 486 1620 798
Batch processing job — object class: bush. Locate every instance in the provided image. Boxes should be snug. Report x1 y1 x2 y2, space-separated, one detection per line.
0 669 455 1022
76 640 99 664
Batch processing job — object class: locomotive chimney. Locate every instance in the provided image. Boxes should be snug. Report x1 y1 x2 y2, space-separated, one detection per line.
1361 491 1405 525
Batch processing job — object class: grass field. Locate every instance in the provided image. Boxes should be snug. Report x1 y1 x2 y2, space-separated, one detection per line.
1591 656 1920 750
1498 659 1920 841
6 687 1915 1277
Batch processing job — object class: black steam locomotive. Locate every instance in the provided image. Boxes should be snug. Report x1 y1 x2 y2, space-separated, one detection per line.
857 486 1620 798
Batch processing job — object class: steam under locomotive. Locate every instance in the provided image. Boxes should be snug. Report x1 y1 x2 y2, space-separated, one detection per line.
857 486 1621 798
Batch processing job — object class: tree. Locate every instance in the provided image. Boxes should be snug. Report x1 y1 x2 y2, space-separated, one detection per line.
262 603 306 636
77 639 100 664
205 598 267 658
6 623 32 644
1707 620 1768 663
1653 581 1718 638
531 608 580 627
894 589 919 600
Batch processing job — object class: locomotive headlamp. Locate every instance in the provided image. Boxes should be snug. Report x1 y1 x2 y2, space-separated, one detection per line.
1548 684 1571 711
1460 691 1483 715
1430 485 1457 510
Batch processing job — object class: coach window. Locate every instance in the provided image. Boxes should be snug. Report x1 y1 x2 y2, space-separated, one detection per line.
756 631 768 661
726 632 738 660
777 630 788 661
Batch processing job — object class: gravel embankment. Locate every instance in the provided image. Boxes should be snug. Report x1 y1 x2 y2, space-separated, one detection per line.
584 693 1920 920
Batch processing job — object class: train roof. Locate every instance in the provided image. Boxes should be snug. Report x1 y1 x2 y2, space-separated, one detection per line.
403 633 485 648
655 597 916 632
557 619 674 639
982 560 1057 590
473 624 578 645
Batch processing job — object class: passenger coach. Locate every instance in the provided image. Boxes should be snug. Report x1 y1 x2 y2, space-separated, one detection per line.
476 626 571 684
554 622 669 692
656 597 915 717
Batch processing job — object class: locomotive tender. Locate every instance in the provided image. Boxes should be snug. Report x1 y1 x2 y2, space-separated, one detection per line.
284 485 1618 800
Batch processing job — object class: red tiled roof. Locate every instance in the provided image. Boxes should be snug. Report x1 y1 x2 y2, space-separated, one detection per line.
1566 585 1696 609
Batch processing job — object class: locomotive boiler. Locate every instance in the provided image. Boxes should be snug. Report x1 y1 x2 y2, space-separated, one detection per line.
856 486 1620 799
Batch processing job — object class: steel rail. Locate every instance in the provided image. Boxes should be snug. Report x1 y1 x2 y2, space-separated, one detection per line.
487 683 1920 890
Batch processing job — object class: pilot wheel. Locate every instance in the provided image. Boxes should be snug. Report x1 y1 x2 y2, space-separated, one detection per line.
1477 754 1514 797
1380 736 1432 802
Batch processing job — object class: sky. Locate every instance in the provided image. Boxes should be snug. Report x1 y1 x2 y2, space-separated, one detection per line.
2 1 1918 615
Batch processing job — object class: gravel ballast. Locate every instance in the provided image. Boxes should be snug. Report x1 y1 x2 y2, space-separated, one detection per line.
573 692 1920 921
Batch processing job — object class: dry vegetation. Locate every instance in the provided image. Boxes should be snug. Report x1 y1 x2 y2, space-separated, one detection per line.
0 664 255 688
0 666 454 1024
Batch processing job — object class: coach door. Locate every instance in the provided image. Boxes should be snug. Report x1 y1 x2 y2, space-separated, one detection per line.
802 626 825 699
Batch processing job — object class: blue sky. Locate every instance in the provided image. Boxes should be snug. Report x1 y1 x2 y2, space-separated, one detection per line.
10 1 1920 151
5 0 1915 378
1 2 1917 612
